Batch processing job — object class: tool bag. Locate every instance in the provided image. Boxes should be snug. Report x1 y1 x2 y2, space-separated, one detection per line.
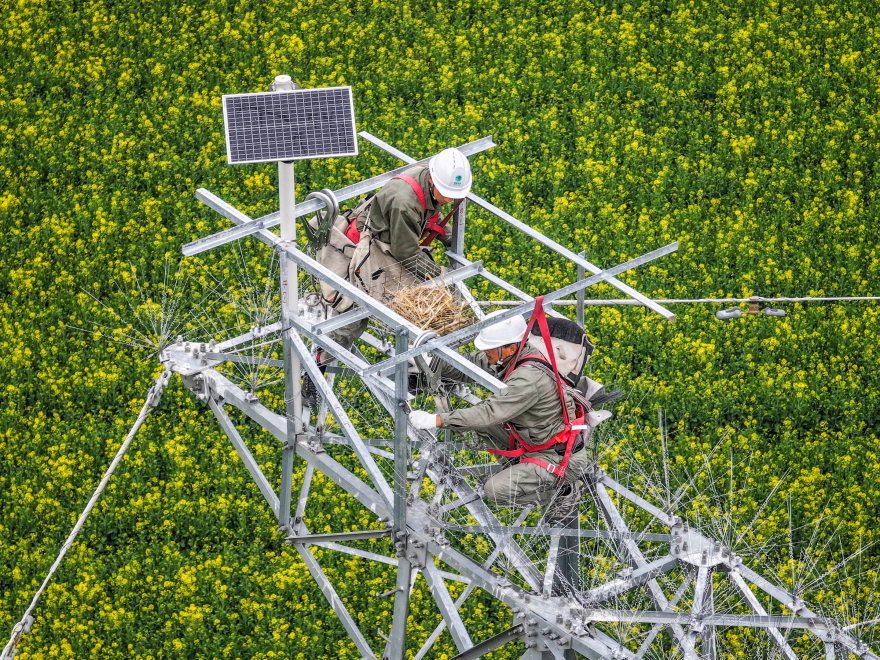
485 296 602 483
310 195 375 313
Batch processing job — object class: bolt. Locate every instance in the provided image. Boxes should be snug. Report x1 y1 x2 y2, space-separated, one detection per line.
556 614 564 624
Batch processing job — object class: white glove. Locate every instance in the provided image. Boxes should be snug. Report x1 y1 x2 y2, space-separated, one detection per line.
409 410 438 430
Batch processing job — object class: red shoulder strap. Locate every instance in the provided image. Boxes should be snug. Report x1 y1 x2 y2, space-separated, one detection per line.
393 173 427 211
503 296 571 425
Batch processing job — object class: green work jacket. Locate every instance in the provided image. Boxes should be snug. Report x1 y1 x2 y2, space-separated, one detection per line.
436 352 584 470
364 165 442 278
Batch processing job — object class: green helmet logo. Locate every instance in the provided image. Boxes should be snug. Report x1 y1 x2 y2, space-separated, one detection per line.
454 175 463 184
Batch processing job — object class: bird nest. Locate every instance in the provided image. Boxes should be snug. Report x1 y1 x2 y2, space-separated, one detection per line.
390 279 476 335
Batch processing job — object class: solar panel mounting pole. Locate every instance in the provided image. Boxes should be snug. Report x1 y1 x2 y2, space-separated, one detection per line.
275 73 301 531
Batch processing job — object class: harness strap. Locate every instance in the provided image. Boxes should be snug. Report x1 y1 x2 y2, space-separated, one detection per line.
503 296 571 426
494 295 589 482
419 199 463 246
390 170 463 246
344 220 361 244
520 456 563 475
343 196 377 244
395 173 429 211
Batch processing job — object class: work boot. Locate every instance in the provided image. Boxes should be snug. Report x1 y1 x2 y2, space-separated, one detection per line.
545 479 583 526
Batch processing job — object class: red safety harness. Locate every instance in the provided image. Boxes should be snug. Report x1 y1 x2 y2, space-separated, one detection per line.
486 296 589 482
344 169 461 246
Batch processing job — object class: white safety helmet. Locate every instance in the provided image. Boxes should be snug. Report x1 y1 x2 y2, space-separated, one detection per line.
428 147 472 199
473 310 527 351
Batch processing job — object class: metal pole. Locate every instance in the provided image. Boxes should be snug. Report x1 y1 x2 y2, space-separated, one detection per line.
576 250 585 328
385 327 412 660
275 73 302 531
451 199 467 263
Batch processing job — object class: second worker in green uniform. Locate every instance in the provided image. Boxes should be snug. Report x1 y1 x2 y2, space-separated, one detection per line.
409 306 611 523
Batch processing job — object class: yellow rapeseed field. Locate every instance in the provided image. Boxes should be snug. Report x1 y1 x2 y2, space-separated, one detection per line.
1 0 878 657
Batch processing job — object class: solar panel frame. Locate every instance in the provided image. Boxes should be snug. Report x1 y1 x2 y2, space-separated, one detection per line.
222 86 358 165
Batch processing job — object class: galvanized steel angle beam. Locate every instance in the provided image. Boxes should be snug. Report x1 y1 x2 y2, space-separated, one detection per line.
542 535 562 596
589 481 699 660
364 242 679 376
357 130 675 322
285 325 395 507
207 397 280 518
312 308 372 335
191 188 281 252
581 555 680 606
216 320 283 352
292 522 376 660
204 351 284 368
449 624 526 660
686 565 710 645
633 570 694 659
422 560 474 653
184 135 497 256
413 506 536 660
442 525 673 542
728 571 802 660
286 529 391 544
581 610 829 630
447 251 565 320
424 461 544 593
292 463 313 534
279 242 506 393
199 368 390 517
384 328 413 660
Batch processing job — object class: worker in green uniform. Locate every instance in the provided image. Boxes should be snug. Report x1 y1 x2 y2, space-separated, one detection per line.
304 148 473 405
409 305 611 523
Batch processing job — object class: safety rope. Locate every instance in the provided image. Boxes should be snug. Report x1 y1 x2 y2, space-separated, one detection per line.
0 369 171 660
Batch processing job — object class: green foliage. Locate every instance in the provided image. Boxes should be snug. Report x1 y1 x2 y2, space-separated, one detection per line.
0 0 878 657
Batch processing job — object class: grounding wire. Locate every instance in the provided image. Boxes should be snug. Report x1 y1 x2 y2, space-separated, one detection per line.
0 370 171 660
478 295 880 306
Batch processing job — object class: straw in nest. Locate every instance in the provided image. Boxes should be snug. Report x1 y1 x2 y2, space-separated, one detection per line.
390 279 473 335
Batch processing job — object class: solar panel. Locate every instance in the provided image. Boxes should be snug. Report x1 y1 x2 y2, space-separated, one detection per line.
222 86 358 165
